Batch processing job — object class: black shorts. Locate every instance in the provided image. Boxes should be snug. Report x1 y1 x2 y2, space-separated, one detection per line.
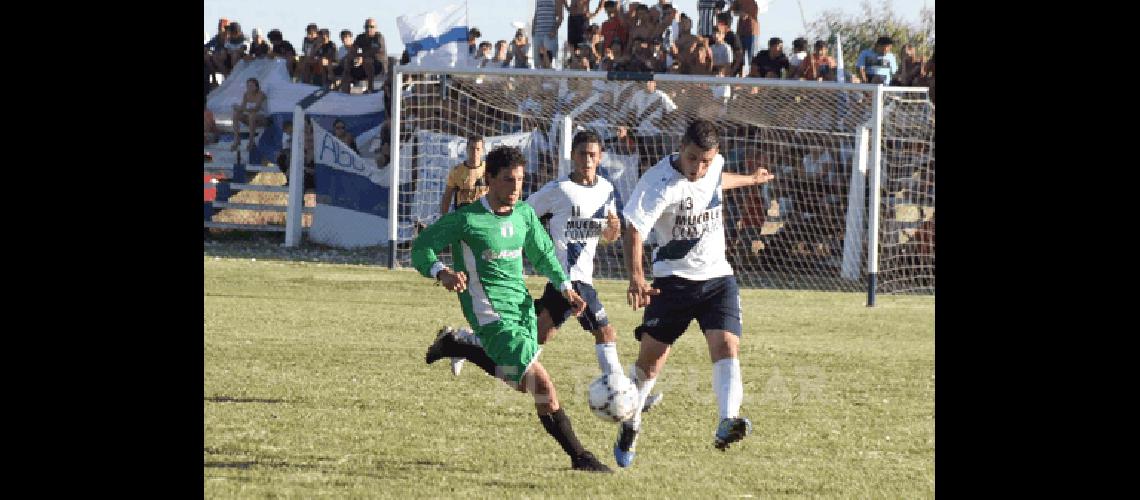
634 275 742 345
568 15 589 46
535 281 610 332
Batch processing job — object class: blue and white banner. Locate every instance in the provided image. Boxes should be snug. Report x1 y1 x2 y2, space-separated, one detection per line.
398 3 468 67
309 123 392 248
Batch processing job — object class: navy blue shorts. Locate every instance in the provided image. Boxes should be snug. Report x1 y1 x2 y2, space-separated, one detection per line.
634 275 742 345
535 281 610 332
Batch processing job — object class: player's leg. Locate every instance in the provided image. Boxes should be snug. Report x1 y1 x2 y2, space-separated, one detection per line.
695 276 751 450
613 277 693 467
534 282 568 345
424 326 497 377
516 360 610 472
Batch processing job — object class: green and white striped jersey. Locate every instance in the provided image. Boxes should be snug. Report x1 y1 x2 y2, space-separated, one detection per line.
412 197 571 327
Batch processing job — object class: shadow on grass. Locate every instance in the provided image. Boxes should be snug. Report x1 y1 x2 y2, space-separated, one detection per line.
204 234 389 266
204 396 295 404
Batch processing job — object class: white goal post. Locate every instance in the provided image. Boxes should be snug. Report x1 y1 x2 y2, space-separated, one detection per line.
385 65 934 299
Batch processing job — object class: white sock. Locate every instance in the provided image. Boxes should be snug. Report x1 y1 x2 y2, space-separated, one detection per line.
454 327 482 347
712 358 743 420
595 343 623 375
626 365 657 431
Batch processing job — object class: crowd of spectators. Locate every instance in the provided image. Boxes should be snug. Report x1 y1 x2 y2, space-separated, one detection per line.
453 0 932 91
205 0 933 101
205 16 392 97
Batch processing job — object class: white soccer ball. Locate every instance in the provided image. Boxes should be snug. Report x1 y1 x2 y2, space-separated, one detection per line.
587 373 639 422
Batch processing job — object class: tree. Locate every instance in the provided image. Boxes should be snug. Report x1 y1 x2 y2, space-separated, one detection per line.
805 0 935 77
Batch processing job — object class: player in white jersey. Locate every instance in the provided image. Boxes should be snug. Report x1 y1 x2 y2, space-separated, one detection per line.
613 118 775 468
438 130 664 410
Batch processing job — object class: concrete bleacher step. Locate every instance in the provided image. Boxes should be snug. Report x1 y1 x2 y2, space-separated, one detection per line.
203 221 288 232
229 183 289 193
212 201 313 213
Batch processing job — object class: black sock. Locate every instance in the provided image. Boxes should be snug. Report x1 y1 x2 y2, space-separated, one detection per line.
442 335 498 377
538 408 585 458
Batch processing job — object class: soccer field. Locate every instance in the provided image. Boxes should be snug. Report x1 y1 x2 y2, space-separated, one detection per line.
204 257 934 497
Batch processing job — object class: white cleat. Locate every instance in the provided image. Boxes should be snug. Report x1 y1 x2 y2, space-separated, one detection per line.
450 357 465 376
641 392 664 413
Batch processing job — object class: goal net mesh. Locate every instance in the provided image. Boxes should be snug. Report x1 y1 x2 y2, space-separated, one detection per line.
393 70 934 294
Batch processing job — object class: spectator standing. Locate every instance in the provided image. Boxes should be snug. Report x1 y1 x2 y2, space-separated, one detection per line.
730 0 760 70
314 29 338 88
298 23 320 83
856 36 898 85
696 0 726 38
533 0 566 69
714 12 744 77
565 0 605 49
599 1 628 50
223 22 249 74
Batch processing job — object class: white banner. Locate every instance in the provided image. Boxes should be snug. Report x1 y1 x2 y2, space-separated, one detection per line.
397 4 467 68
309 123 391 248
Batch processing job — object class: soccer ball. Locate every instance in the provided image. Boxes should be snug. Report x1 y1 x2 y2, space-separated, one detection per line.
587 373 639 422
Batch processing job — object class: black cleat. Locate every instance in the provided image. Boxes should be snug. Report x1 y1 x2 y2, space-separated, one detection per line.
713 417 753 451
571 451 613 473
425 326 456 365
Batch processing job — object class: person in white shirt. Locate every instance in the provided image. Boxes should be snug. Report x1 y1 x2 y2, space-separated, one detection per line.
613 118 775 468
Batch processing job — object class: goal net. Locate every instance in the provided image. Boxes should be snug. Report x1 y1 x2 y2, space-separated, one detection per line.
390 67 934 295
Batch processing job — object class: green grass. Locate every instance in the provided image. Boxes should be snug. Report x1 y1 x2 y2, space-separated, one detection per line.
205 257 934 498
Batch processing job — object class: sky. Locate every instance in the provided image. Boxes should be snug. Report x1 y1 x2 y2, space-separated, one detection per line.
204 0 933 56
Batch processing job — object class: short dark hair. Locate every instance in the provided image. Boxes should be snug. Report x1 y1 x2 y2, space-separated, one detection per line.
479 41 492 50
469 27 481 39
571 130 603 151
716 12 732 26
485 146 526 178
768 37 783 47
318 28 330 37
467 134 484 145
682 119 719 151
306 23 318 32
792 37 807 51
877 36 894 46
604 0 617 8
268 29 283 42
814 39 827 50
340 29 352 39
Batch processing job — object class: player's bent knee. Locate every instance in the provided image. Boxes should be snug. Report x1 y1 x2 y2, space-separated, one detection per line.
705 329 740 361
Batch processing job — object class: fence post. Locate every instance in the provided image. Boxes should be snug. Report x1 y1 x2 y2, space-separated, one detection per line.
388 70 403 269
285 105 306 247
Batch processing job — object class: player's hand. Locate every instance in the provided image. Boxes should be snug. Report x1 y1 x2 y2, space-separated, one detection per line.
626 277 660 310
752 167 775 185
563 289 587 317
601 217 621 243
439 269 468 293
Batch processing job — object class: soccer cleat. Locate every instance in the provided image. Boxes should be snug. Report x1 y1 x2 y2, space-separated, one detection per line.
425 326 456 365
449 357 465 376
713 417 753 451
641 392 664 413
570 451 613 473
613 422 639 468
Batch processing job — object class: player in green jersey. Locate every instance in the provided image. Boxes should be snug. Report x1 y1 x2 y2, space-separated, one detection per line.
411 145 612 473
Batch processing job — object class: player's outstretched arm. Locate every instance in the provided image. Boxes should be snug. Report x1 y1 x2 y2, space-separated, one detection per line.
721 168 776 191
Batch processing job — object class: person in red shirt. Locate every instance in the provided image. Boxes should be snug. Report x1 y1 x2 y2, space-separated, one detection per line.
599 1 628 50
